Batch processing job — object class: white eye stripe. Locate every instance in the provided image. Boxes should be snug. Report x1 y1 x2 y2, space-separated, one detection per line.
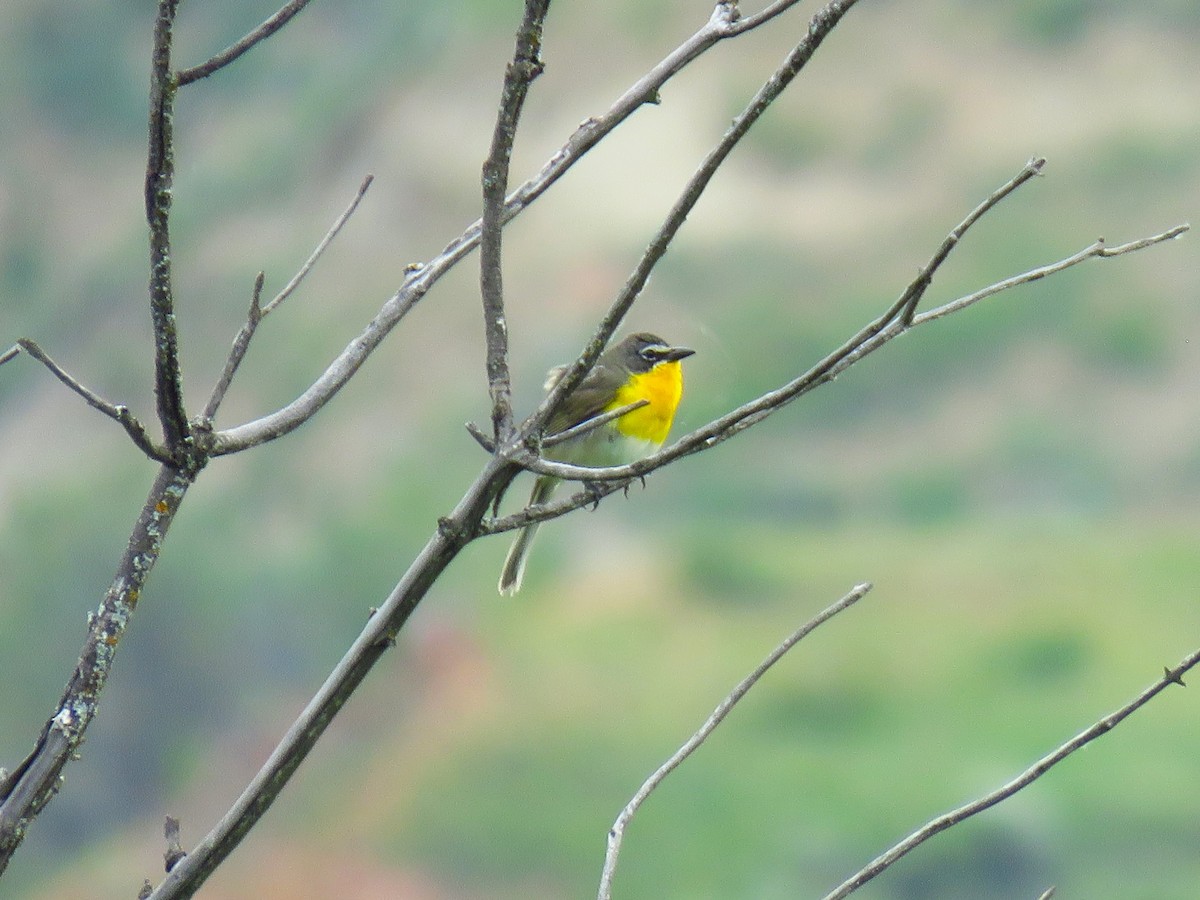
639 344 668 361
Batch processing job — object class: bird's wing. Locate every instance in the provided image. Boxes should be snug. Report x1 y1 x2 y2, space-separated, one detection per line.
544 363 620 433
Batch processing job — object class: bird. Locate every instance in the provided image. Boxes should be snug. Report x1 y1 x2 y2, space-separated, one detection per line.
498 331 694 595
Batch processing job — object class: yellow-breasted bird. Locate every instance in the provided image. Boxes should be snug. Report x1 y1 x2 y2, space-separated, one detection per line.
498 332 695 595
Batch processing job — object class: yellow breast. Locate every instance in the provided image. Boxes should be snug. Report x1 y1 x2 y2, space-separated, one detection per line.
605 360 684 447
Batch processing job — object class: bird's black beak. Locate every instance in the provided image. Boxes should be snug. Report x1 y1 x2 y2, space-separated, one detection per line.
663 345 695 362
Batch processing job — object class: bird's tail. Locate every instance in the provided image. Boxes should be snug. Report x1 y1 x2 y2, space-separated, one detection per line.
497 476 559 596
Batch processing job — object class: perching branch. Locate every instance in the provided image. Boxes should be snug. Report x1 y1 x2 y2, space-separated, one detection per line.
822 649 1200 899
175 0 317 86
598 583 874 900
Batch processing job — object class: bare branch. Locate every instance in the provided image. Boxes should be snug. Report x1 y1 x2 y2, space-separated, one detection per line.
823 648 1200 899
176 0 317 86
0 465 195 872
0 345 19 366
12 339 170 462
896 156 1046 325
201 177 375 425
599 583 874 900
146 1 190 450
201 273 265 423
727 0 808 33
915 223 1189 326
144 453 511 900
543 400 648 449
481 1 551 444
206 1 815 457
510 0 864 467
261 174 374 318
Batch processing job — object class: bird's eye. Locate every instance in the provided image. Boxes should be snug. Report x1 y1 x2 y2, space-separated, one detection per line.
639 345 663 362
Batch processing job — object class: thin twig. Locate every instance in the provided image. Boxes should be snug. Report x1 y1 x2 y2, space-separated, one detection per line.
176 0 317 86
896 156 1046 325
823 648 1200 899
202 273 265 422
0 344 20 366
261 175 374 318
202 176 374 425
728 0 808 33
542 400 648 449
480 1 551 444
598 583 874 900
13 340 170 462
464 400 648 457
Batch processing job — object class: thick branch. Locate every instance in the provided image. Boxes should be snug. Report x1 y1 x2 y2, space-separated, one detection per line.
823 648 1200 899
599 583 873 900
0 465 194 873
176 0 317 86
481 0 551 443
146 1 190 450
145 456 515 900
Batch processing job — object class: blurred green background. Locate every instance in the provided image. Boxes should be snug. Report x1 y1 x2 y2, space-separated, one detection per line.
1 1 1198 898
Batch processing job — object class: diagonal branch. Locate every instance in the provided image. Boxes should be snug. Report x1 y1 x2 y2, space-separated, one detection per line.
176 0 317 86
11 339 170 461
0 464 195 874
896 156 1045 325
261 174 374 319
480 0 551 444
598 582 873 900
823 648 1200 899
202 273 265 423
